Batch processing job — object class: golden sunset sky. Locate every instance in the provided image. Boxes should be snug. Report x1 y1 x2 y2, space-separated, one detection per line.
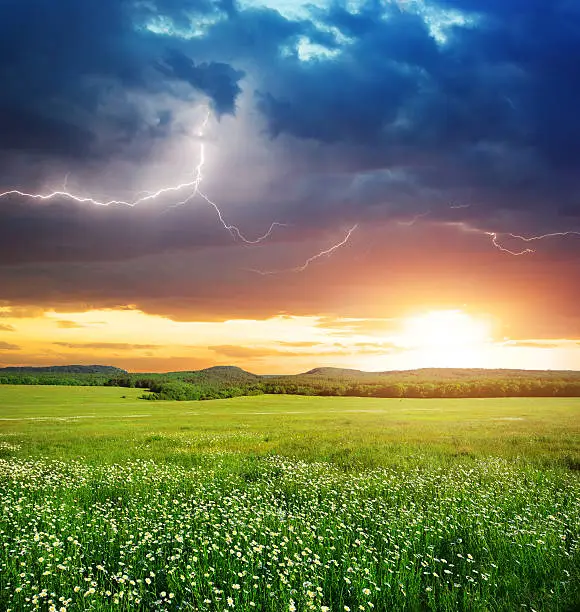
1 306 578 373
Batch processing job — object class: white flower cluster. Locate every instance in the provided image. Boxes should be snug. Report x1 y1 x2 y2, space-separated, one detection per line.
0 455 578 611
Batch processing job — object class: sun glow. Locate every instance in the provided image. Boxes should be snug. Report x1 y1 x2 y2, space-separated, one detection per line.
396 310 493 367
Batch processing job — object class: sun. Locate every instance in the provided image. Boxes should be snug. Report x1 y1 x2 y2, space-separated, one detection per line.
400 310 491 349
396 310 493 367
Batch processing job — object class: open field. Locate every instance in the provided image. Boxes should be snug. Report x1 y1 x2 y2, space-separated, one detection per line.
0 385 578 467
0 386 579 611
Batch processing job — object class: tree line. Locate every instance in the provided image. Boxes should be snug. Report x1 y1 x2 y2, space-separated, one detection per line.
2 368 580 400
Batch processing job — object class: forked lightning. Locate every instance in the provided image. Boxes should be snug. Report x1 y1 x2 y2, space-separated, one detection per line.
248 225 359 275
0 108 282 246
0 106 578 270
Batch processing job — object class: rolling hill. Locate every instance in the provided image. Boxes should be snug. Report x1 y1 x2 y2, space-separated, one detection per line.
0 365 127 375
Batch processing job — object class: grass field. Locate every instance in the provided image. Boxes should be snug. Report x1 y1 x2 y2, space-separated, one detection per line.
0 386 579 611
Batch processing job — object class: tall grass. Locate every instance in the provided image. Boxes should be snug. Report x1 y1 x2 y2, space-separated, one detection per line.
0 455 578 611
0 387 578 610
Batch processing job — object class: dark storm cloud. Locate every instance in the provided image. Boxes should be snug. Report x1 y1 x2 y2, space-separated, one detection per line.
0 0 243 170
252 0 580 230
257 7 438 145
1 222 579 341
158 51 245 115
0 0 579 334
0 195 234 264
2 0 580 212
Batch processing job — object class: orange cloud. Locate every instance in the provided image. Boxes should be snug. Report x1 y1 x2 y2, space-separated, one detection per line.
502 340 574 349
56 320 88 329
209 345 303 359
316 318 399 337
0 341 20 351
276 341 325 348
53 342 164 351
0 306 45 319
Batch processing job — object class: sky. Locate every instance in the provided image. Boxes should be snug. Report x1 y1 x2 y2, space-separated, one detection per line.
0 0 579 373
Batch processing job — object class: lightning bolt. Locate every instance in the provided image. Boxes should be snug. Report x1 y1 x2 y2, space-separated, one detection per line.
292 224 358 272
248 224 358 275
0 107 283 245
397 210 431 226
441 202 580 256
163 109 287 243
485 232 535 256
3 111 578 269
196 191 287 244
484 230 580 255
507 230 580 243
0 106 352 273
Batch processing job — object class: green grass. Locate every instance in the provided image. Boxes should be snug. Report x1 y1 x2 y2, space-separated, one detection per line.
0 385 578 468
0 385 578 611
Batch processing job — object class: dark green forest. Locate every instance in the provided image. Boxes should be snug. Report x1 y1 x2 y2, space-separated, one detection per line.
2 365 580 400
0 365 126 386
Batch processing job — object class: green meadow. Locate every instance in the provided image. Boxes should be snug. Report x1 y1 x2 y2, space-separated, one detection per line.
0 385 579 611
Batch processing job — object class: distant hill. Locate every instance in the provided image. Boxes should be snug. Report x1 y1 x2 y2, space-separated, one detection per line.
2 364 578 384
2 364 579 398
298 367 580 382
258 367 580 399
303 367 367 377
168 365 260 383
199 365 259 379
0 365 127 375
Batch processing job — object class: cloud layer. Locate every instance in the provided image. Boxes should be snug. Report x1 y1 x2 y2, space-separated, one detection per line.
0 0 579 334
